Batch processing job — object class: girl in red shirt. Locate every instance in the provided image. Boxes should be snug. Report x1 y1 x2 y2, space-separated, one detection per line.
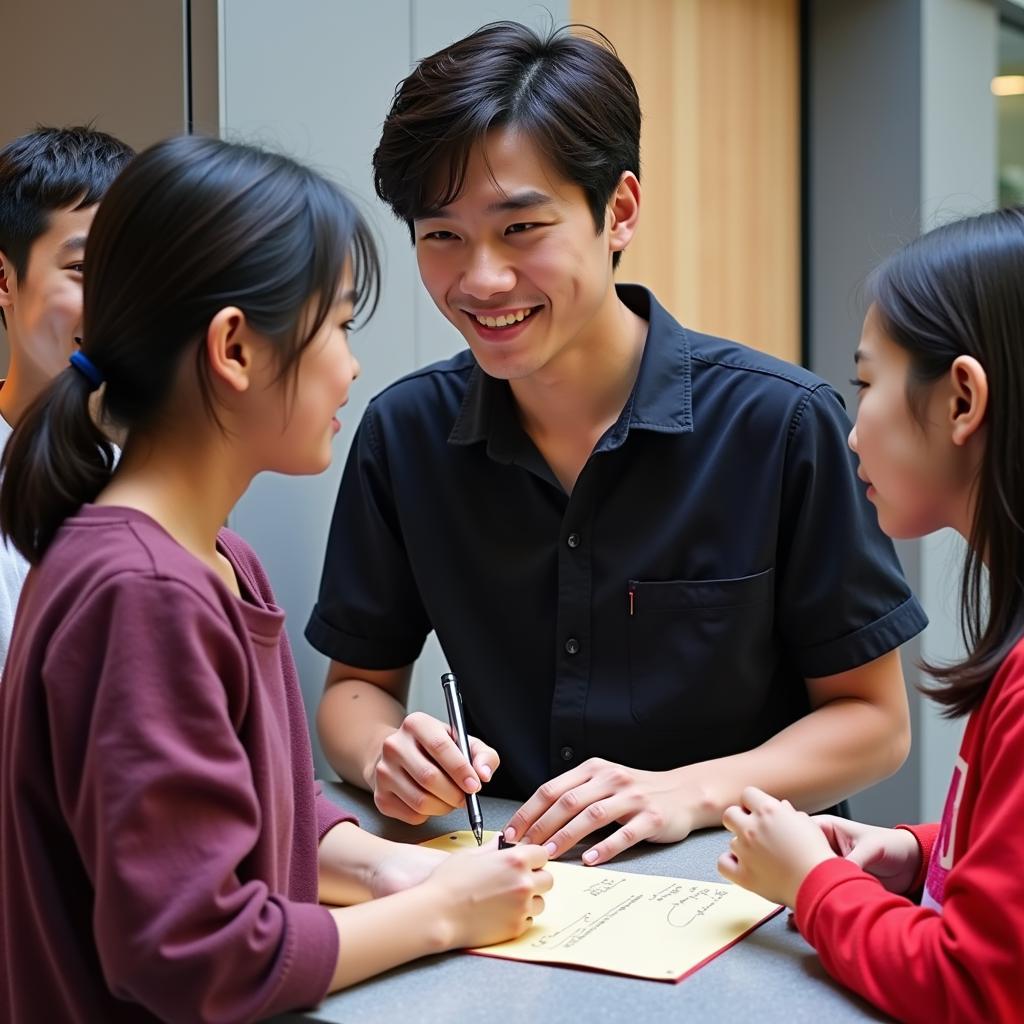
719 207 1024 1023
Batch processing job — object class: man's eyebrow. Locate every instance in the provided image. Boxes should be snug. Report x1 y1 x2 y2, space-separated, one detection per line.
485 190 554 214
417 190 555 220
58 235 88 254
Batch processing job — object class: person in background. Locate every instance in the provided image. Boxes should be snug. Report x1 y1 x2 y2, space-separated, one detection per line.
0 125 134 675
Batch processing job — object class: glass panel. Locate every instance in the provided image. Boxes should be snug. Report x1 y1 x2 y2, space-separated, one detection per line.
998 19 1024 206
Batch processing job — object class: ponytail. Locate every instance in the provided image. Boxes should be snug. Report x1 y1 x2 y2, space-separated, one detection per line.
1 135 380 566
0 365 115 564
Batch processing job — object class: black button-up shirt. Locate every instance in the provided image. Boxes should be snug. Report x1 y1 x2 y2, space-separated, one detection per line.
307 286 926 800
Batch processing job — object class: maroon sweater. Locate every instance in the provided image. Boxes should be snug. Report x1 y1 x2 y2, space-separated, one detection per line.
0 506 352 1023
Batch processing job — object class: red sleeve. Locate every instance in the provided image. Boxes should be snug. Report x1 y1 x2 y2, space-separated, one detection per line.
45 575 339 1023
894 822 939 896
794 667 1024 1024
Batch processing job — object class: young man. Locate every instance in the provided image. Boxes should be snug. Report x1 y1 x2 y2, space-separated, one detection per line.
0 126 135 672
308 22 927 866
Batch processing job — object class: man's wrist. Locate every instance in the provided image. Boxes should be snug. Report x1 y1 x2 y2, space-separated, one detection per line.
361 751 379 790
668 764 721 830
361 725 398 790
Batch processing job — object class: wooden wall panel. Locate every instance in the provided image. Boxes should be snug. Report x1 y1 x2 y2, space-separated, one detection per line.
572 0 800 362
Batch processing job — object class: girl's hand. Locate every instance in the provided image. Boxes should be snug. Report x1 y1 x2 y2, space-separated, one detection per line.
812 814 922 894
425 843 553 950
718 787 836 908
369 844 450 898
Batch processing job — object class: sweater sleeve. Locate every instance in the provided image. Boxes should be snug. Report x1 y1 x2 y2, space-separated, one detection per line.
315 783 356 841
794 674 1024 1023
44 574 339 1024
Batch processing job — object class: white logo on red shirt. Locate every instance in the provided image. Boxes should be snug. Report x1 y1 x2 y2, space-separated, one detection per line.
922 753 968 911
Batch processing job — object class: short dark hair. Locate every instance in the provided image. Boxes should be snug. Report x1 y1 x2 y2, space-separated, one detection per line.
372 21 640 269
866 206 1024 717
1 135 381 563
0 125 135 279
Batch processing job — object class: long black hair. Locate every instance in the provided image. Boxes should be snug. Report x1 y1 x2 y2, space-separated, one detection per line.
0 134 380 564
866 206 1024 717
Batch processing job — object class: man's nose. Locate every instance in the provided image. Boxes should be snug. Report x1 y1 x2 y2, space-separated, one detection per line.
460 245 515 299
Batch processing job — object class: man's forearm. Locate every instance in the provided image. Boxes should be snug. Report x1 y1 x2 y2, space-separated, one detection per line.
673 694 910 830
317 679 406 787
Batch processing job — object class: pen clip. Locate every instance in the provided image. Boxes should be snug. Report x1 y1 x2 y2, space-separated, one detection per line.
440 672 471 758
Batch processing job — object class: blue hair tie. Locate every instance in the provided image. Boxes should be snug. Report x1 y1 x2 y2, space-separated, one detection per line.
69 350 104 390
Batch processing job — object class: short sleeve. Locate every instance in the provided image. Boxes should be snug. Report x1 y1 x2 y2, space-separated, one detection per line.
306 405 432 669
45 573 338 1022
775 386 927 678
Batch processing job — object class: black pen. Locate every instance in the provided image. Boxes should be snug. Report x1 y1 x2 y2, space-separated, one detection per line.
440 672 484 845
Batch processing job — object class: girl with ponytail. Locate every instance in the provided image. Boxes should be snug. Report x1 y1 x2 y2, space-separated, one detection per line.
0 135 550 1023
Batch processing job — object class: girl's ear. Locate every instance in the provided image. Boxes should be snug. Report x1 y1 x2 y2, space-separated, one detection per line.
608 171 641 257
0 250 16 311
204 306 254 394
948 355 988 447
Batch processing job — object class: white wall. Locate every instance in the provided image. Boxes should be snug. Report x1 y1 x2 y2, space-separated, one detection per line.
221 0 569 778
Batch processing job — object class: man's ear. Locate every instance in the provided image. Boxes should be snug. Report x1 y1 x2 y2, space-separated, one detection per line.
608 171 641 257
948 355 988 447
0 250 16 312
204 306 255 395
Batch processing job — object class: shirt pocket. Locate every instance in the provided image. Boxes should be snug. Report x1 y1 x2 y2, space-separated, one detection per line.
627 569 775 727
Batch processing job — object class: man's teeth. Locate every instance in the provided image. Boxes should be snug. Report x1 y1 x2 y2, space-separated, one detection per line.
474 308 534 328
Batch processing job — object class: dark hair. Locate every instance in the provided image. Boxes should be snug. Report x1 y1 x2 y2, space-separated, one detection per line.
1 134 380 564
866 206 1024 717
372 20 640 269
0 125 134 325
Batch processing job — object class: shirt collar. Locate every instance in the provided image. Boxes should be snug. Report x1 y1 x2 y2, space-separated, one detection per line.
449 284 693 455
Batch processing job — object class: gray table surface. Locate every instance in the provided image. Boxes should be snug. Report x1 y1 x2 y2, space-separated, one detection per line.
272 783 891 1024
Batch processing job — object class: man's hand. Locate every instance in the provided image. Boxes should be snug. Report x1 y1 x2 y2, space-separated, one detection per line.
502 758 698 865
370 711 500 824
718 786 836 907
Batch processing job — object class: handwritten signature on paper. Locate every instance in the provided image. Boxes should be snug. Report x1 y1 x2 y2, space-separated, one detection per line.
663 885 730 928
530 877 736 951
583 876 628 897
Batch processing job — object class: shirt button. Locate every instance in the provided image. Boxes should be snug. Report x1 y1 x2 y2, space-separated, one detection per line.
564 638 580 655
567 533 580 549
560 746 575 761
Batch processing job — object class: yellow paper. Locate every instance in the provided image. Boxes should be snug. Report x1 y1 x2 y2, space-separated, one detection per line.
421 831 781 982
